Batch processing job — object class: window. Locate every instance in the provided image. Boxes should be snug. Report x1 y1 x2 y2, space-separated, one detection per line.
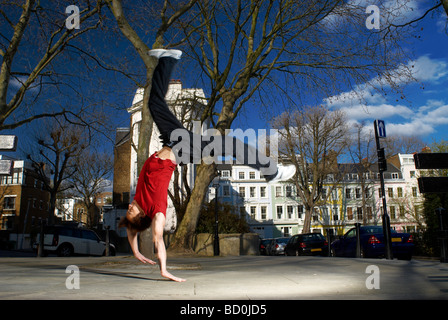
412 187 418 197
275 186 282 197
249 172 256 179
397 187 403 198
287 205 294 219
286 185 292 197
365 187 371 198
221 170 230 178
282 227 291 237
1 215 14 230
261 206 267 220
388 188 394 198
345 188 352 199
260 186 266 198
410 171 416 178
333 207 339 221
355 188 361 199
321 188 327 200
250 206 257 220
399 206 405 218
3 196 16 210
223 185 230 196
391 173 399 179
347 207 353 220
249 187 256 198
238 172 245 180
346 228 357 239
239 187 246 198
357 207 363 220
298 205 304 219
390 206 396 220
276 206 283 219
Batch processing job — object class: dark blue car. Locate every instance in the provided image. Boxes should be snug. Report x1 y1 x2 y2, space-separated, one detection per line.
331 226 414 260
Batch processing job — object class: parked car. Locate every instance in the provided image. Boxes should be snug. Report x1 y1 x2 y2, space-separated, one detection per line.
33 225 116 257
285 233 328 256
259 238 272 255
330 226 414 260
268 237 290 255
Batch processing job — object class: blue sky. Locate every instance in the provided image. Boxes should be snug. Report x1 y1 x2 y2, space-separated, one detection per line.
227 1 448 148
5 1 448 156
311 1 448 145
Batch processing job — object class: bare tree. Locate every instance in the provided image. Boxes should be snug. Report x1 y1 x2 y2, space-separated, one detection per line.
25 118 88 225
68 149 113 228
272 105 349 234
347 122 377 225
105 0 198 174
0 0 106 131
170 0 410 249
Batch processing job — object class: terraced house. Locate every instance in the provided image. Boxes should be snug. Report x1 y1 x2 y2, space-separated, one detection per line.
210 153 424 239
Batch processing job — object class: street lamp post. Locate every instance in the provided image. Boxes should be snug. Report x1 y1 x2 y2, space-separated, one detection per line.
213 171 221 256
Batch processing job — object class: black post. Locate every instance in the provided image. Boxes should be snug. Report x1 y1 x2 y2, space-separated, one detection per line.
374 120 393 260
436 208 448 263
105 226 110 257
326 229 333 257
213 185 220 256
355 223 362 258
37 219 46 258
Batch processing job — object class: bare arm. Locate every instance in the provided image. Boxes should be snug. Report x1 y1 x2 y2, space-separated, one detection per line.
126 228 156 265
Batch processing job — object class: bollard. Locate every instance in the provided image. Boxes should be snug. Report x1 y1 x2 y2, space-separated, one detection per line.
105 226 110 257
37 220 46 258
355 223 361 258
326 229 333 257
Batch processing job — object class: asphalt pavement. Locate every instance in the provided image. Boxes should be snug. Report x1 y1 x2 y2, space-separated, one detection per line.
1 250 448 302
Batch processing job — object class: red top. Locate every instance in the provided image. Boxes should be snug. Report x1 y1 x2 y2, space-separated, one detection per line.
133 153 176 219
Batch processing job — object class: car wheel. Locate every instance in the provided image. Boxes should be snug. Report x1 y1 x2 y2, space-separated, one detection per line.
57 244 74 257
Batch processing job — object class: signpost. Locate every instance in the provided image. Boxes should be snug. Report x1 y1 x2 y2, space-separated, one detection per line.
373 120 393 260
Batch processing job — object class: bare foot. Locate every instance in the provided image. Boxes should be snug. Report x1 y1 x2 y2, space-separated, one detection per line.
161 271 186 282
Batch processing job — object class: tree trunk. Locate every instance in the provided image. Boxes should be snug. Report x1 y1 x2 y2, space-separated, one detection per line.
302 207 312 234
169 162 216 251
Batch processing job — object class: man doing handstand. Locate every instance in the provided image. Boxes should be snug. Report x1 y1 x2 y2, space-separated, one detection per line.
120 48 295 282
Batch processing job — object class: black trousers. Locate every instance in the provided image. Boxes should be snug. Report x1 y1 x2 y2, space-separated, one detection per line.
147 57 277 176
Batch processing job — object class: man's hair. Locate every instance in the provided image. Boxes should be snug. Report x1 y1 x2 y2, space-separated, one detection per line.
118 214 152 232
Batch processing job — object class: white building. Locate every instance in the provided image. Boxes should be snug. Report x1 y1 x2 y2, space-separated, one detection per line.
208 154 424 239
126 80 208 232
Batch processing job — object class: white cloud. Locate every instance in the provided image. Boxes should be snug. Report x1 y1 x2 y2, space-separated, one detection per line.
325 55 448 138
